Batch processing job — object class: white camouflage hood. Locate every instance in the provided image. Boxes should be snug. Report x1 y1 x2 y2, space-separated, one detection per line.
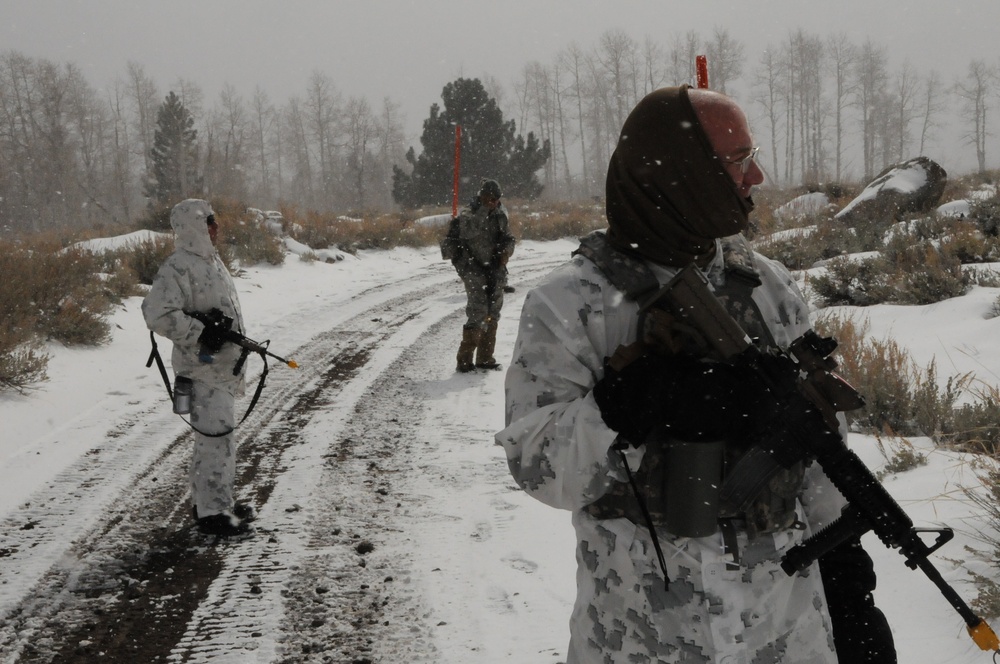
171 199 216 258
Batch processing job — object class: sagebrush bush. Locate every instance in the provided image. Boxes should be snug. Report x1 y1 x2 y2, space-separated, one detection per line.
0 284 49 392
754 220 863 270
970 192 1000 236
119 237 174 285
24 247 114 346
813 314 969 436
0 334 48 392
0 239 115 391
514 202 606 241
809 255 895 306
942 384 1000 455
214 198 285 266
221 218 285 266
874 433 928 480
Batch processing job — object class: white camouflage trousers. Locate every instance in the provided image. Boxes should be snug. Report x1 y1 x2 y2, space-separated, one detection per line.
188 379 236 517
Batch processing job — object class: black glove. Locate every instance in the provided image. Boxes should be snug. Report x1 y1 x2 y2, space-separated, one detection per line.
592 353 765 444
196 310 229 353
819 537 897 663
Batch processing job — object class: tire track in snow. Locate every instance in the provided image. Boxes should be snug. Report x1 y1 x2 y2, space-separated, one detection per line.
2 254 563 663
167 258 562 663
0 266 463 663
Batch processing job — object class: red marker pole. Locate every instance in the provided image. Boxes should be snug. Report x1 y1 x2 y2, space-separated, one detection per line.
452 124 462 218
695 55 709 89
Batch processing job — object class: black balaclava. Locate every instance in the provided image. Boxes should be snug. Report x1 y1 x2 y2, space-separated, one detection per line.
605 85 753 267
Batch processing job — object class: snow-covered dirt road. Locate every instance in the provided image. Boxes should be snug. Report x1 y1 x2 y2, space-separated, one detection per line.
1 237 998 664
0 242 577 663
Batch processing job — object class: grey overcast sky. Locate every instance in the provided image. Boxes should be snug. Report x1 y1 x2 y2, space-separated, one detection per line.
4 0 1000 171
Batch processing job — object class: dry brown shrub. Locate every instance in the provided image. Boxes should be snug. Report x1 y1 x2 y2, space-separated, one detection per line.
513 201 606 241
814 314 969 437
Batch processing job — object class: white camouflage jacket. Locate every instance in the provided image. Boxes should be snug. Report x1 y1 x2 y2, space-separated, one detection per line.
496 236 845 663
142 199 246 394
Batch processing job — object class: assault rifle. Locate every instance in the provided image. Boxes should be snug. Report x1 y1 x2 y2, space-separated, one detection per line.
185 308 299 375
647 264 999 653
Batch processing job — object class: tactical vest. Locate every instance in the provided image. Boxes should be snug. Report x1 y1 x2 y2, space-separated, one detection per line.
574 231 805 540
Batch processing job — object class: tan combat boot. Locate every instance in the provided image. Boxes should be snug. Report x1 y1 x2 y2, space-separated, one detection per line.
456 327 481 373
475 321 501 370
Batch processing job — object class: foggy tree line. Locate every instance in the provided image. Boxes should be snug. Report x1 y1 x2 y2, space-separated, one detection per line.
512 28 999 199
1 26 998 233
0 53 407 233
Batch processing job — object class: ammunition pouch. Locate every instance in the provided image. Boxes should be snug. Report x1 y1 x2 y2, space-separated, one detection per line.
577 230 805 539
585 436 804 540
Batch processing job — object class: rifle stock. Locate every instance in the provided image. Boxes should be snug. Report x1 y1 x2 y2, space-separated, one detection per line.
650 264 999 653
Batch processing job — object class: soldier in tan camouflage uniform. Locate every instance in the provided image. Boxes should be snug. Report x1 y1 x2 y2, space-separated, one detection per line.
442 179 516 372
496 87 896 663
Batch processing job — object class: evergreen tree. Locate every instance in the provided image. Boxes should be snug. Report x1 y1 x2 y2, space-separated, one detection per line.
392 78 550 208
145 91 201 209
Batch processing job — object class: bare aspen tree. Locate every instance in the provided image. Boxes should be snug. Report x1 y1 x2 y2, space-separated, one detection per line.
525 61 566 196
955 59 996 174
596 29 639 136
34 59 77 228
854 39 889 180
583 50 613 191
375 97 406 209
283 97 315 208
209 83 250 201
173 78 204 125
513 66 531 140
305 71 341 208
65 63 112 226
341 96 377 210
891 62 920 161
549 59 575 197
917 71 943 156
250 87 275 203
780 34 797 184
752 46 786 184
666 31 701 86
826 33 856 182
0 52 40 229
125 61 158 175
640 36 666 95
558 43 591 197
107 78 136 223
705 27 745 94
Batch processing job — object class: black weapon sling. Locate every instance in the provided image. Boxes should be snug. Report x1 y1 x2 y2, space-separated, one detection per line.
146 331 269 438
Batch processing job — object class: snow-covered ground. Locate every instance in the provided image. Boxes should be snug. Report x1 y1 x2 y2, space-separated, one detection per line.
1 235 999 662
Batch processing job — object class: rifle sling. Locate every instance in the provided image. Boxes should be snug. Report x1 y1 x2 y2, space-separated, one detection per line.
147 331 268 438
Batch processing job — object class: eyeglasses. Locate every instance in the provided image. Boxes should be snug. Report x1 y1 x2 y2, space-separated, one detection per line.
721 146 760 174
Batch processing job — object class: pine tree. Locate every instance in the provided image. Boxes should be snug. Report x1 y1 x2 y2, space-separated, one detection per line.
144 91 201 209
392 78 550 208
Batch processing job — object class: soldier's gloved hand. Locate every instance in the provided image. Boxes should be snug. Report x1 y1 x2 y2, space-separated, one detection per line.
196 317 228 354
592 352 762 444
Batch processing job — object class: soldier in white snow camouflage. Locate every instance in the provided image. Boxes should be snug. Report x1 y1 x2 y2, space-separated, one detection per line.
497 87 896 663
142 199 254 538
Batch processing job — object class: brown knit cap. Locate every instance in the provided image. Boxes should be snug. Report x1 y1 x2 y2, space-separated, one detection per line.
605 85 753 267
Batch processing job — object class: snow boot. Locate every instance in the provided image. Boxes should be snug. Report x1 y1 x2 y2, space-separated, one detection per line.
192 502 256 523
196 511 254 538
456 327 481 373
475 322 502 370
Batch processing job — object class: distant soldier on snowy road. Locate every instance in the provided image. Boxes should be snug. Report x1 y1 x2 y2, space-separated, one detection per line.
441 179 515 372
